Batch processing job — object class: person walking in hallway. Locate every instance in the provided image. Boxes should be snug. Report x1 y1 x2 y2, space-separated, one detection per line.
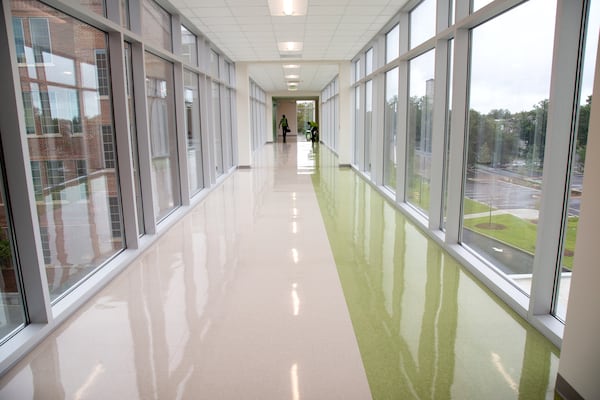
279 114 289 143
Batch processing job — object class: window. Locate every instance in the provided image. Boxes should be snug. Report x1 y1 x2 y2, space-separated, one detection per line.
124 42 144 235
13 0 125 301
95 50 109 97
354 59 361 82
383 67 399 191
461 0 556 295
120 0 130 28
142 0 172 51
365 80 373 174
354 85 361 164
386 24 399 63
365 48 373 76
181 25 197 66
556 0 599 321
102 125 116 168
410 0 436 49
30 161 43 200
184 70 204 195
30 18 51 64
145 51 181 220
108 196 122 238
0 165 27 341
406 50 435 215
212 80 223 175
442 39 454 229
12 17 25 64
210 50 219 78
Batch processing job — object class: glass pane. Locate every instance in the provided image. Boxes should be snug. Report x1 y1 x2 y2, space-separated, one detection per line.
12 0 125 301
142 0 172 51
212 80 223 176
0 162 27 341
557 0 600 321
181 26 197 66
210 50 219 78
386 24 399 63
124 42 144 235
184 70 204 196
383 67 399 191
442 39 454 230
365 80 373 174
407 49 435 215
365 48 373 76
145 52 181 220
472 0 493 13
410 0 436 49
80 0 105 17
120 0 130 28
354 60 361 82
462 0 556 295
354 86 360 164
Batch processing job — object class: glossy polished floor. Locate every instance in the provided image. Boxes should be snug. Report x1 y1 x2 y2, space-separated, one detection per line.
0 136 559 399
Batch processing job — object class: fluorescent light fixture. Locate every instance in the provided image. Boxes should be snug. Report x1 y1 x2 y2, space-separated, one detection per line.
278 42 303 53
267 0 307 16
285 74 300 79
283 64 300 69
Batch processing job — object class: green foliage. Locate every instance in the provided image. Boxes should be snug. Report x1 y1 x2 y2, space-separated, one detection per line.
0 239 12 269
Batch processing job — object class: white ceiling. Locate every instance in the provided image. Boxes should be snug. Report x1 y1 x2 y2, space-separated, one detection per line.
170 0 410 93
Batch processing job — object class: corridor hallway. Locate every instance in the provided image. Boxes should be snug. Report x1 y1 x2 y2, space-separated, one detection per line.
0 141 559 399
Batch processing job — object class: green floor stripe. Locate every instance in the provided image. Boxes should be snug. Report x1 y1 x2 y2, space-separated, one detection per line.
310 147 559 400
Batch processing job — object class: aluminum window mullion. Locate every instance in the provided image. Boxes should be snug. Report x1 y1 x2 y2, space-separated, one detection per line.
428 38 450 231
529 0 586 318
0 1 52 324
108 32 141 247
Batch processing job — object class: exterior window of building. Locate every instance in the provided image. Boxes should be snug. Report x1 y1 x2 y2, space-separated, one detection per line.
210 50 219 78
124 42 144 235
12 0 125 301
365 48 373 76
145 51 181 221
79 0 105 17
30 161 43 200
108 196 122 238
442 39 454 229
365 80 373 174
0 161 27 342
212 81 223 176
102 125 116 168
181 26 197 66
12 17 26 64
406 49 435 215
386 24 399 63
184 70 204 195
76 160 87 177
95 50 109 96
354 59 361 82
142 0 172 51
354 85 360 165
410 0 435 49
472 0 493 13
461 0 556 295
383 67 399 191
120 0 130 28
556 0 599 321
30 17 51 64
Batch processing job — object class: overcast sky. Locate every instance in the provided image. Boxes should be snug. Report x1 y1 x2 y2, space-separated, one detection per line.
408 0 598 114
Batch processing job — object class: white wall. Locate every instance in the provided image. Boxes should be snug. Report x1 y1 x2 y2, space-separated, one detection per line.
557 36 600 400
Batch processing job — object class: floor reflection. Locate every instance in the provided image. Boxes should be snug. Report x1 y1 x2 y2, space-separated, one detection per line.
311 147 559 399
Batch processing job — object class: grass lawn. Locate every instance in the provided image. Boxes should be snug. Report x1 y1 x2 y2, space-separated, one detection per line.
463 197 494 215
463 213 579 270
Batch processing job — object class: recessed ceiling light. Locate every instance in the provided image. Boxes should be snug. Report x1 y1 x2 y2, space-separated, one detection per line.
283 64 300 69
278 42 303 53
267 0 307 16
285 74 300 79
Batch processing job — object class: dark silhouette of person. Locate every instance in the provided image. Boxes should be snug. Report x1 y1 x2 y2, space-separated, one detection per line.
278 114 289 143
